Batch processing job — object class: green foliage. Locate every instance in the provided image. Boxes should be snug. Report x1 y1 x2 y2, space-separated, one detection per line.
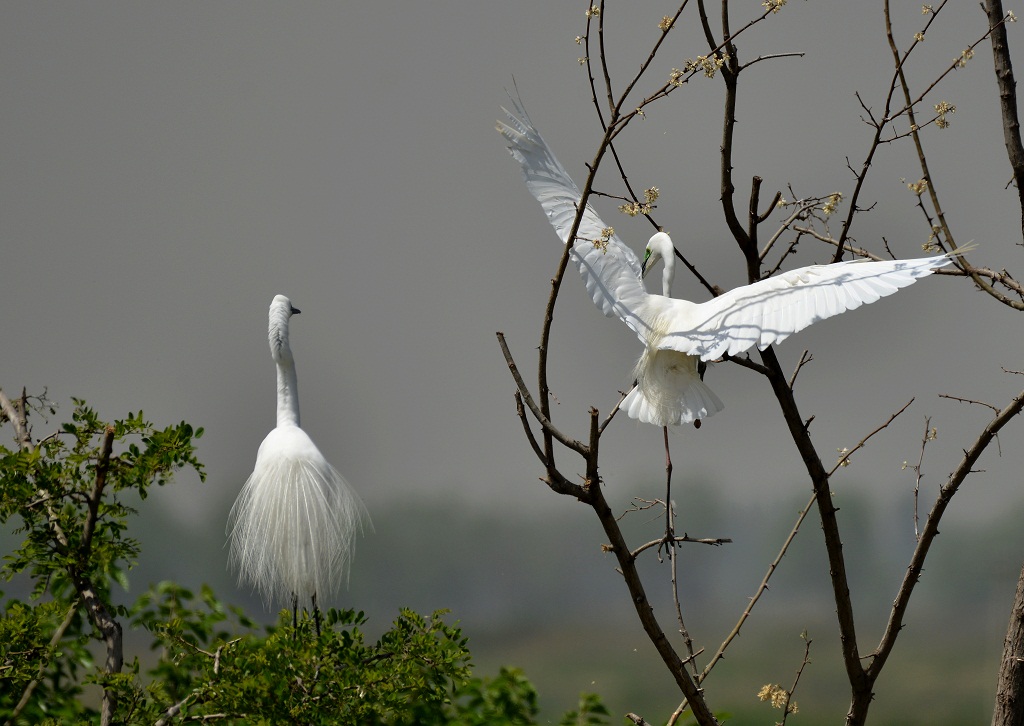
120 586 543 725
453 666 540 725
0 398 608 725
0 400 206 724
0 593 91 723
0 400 206 603
558 692 612 725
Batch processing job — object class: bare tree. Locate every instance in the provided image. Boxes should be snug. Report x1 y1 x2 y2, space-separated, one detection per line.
499 2 1023 724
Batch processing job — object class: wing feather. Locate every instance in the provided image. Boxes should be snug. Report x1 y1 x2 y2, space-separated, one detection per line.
659 255 952 359
498 95 649 338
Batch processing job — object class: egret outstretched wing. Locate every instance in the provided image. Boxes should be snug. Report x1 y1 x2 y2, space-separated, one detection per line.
660 255 952 360
498 96 649 338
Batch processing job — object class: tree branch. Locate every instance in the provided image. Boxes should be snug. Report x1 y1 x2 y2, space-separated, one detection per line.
0 388 32 450
497 332 590 458
80 426 116 563
700 491 817 682
757 346 868 703
590 480 718 724
985 0 1024 241
869 388 1024 684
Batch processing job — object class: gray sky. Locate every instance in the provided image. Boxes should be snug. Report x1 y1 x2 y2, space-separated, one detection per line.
3 0 1022 637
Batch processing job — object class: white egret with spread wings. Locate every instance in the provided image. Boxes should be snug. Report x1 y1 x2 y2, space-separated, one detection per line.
498 98 952 427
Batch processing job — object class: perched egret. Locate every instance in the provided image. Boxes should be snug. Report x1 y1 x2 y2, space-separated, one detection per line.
227 295 368 624
498 97 954 427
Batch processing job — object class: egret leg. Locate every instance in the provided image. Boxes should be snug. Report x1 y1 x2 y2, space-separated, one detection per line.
694 360 707 429
663 425 674 545
291 593 299 636
312 592 322 637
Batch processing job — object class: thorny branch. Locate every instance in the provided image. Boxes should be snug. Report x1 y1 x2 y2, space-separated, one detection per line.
909 417 933 541
830 399 915 475
697 399 913 685
699 490 816 683
630 534 732 559
869 389 1024 684
668 503 700 678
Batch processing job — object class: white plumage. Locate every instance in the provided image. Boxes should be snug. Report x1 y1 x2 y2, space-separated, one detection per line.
498 97 952 426
227 295 368 607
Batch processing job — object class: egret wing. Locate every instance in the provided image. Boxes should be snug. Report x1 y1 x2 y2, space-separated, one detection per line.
499 96 649 338
659 255 952 359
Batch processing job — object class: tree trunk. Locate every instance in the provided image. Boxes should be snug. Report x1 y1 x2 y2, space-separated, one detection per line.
993 561 1024 726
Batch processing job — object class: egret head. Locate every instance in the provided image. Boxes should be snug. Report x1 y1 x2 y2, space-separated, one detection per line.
642 232 676 297
271 294 301 318
641 232 674 278
269 295 301 363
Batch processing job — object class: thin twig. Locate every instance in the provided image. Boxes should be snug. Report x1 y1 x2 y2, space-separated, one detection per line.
699 491 817 682
830 399 915 476
787 350 813 390
497 332 589 458
780 635 813 725
667 503 700 678
759 200 820 263
910 417 932 541
597 389 629 435
938 394 1002 414
513 392 546 465
632 535 732 559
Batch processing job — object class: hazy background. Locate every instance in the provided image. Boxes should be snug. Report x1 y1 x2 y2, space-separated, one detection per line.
2 2 1022 722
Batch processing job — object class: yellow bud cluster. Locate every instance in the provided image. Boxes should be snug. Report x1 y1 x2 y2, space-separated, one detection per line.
683 53 729 78
757 684 799 713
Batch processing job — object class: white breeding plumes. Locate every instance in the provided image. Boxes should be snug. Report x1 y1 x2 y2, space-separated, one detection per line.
227 295 369 607
498 97 953 426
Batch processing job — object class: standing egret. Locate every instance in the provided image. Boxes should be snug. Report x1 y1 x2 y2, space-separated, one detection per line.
497 97 954 427
227 295 368 627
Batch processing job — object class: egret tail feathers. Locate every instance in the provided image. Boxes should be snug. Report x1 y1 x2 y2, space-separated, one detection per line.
623 349 724 426
227 454 369 607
